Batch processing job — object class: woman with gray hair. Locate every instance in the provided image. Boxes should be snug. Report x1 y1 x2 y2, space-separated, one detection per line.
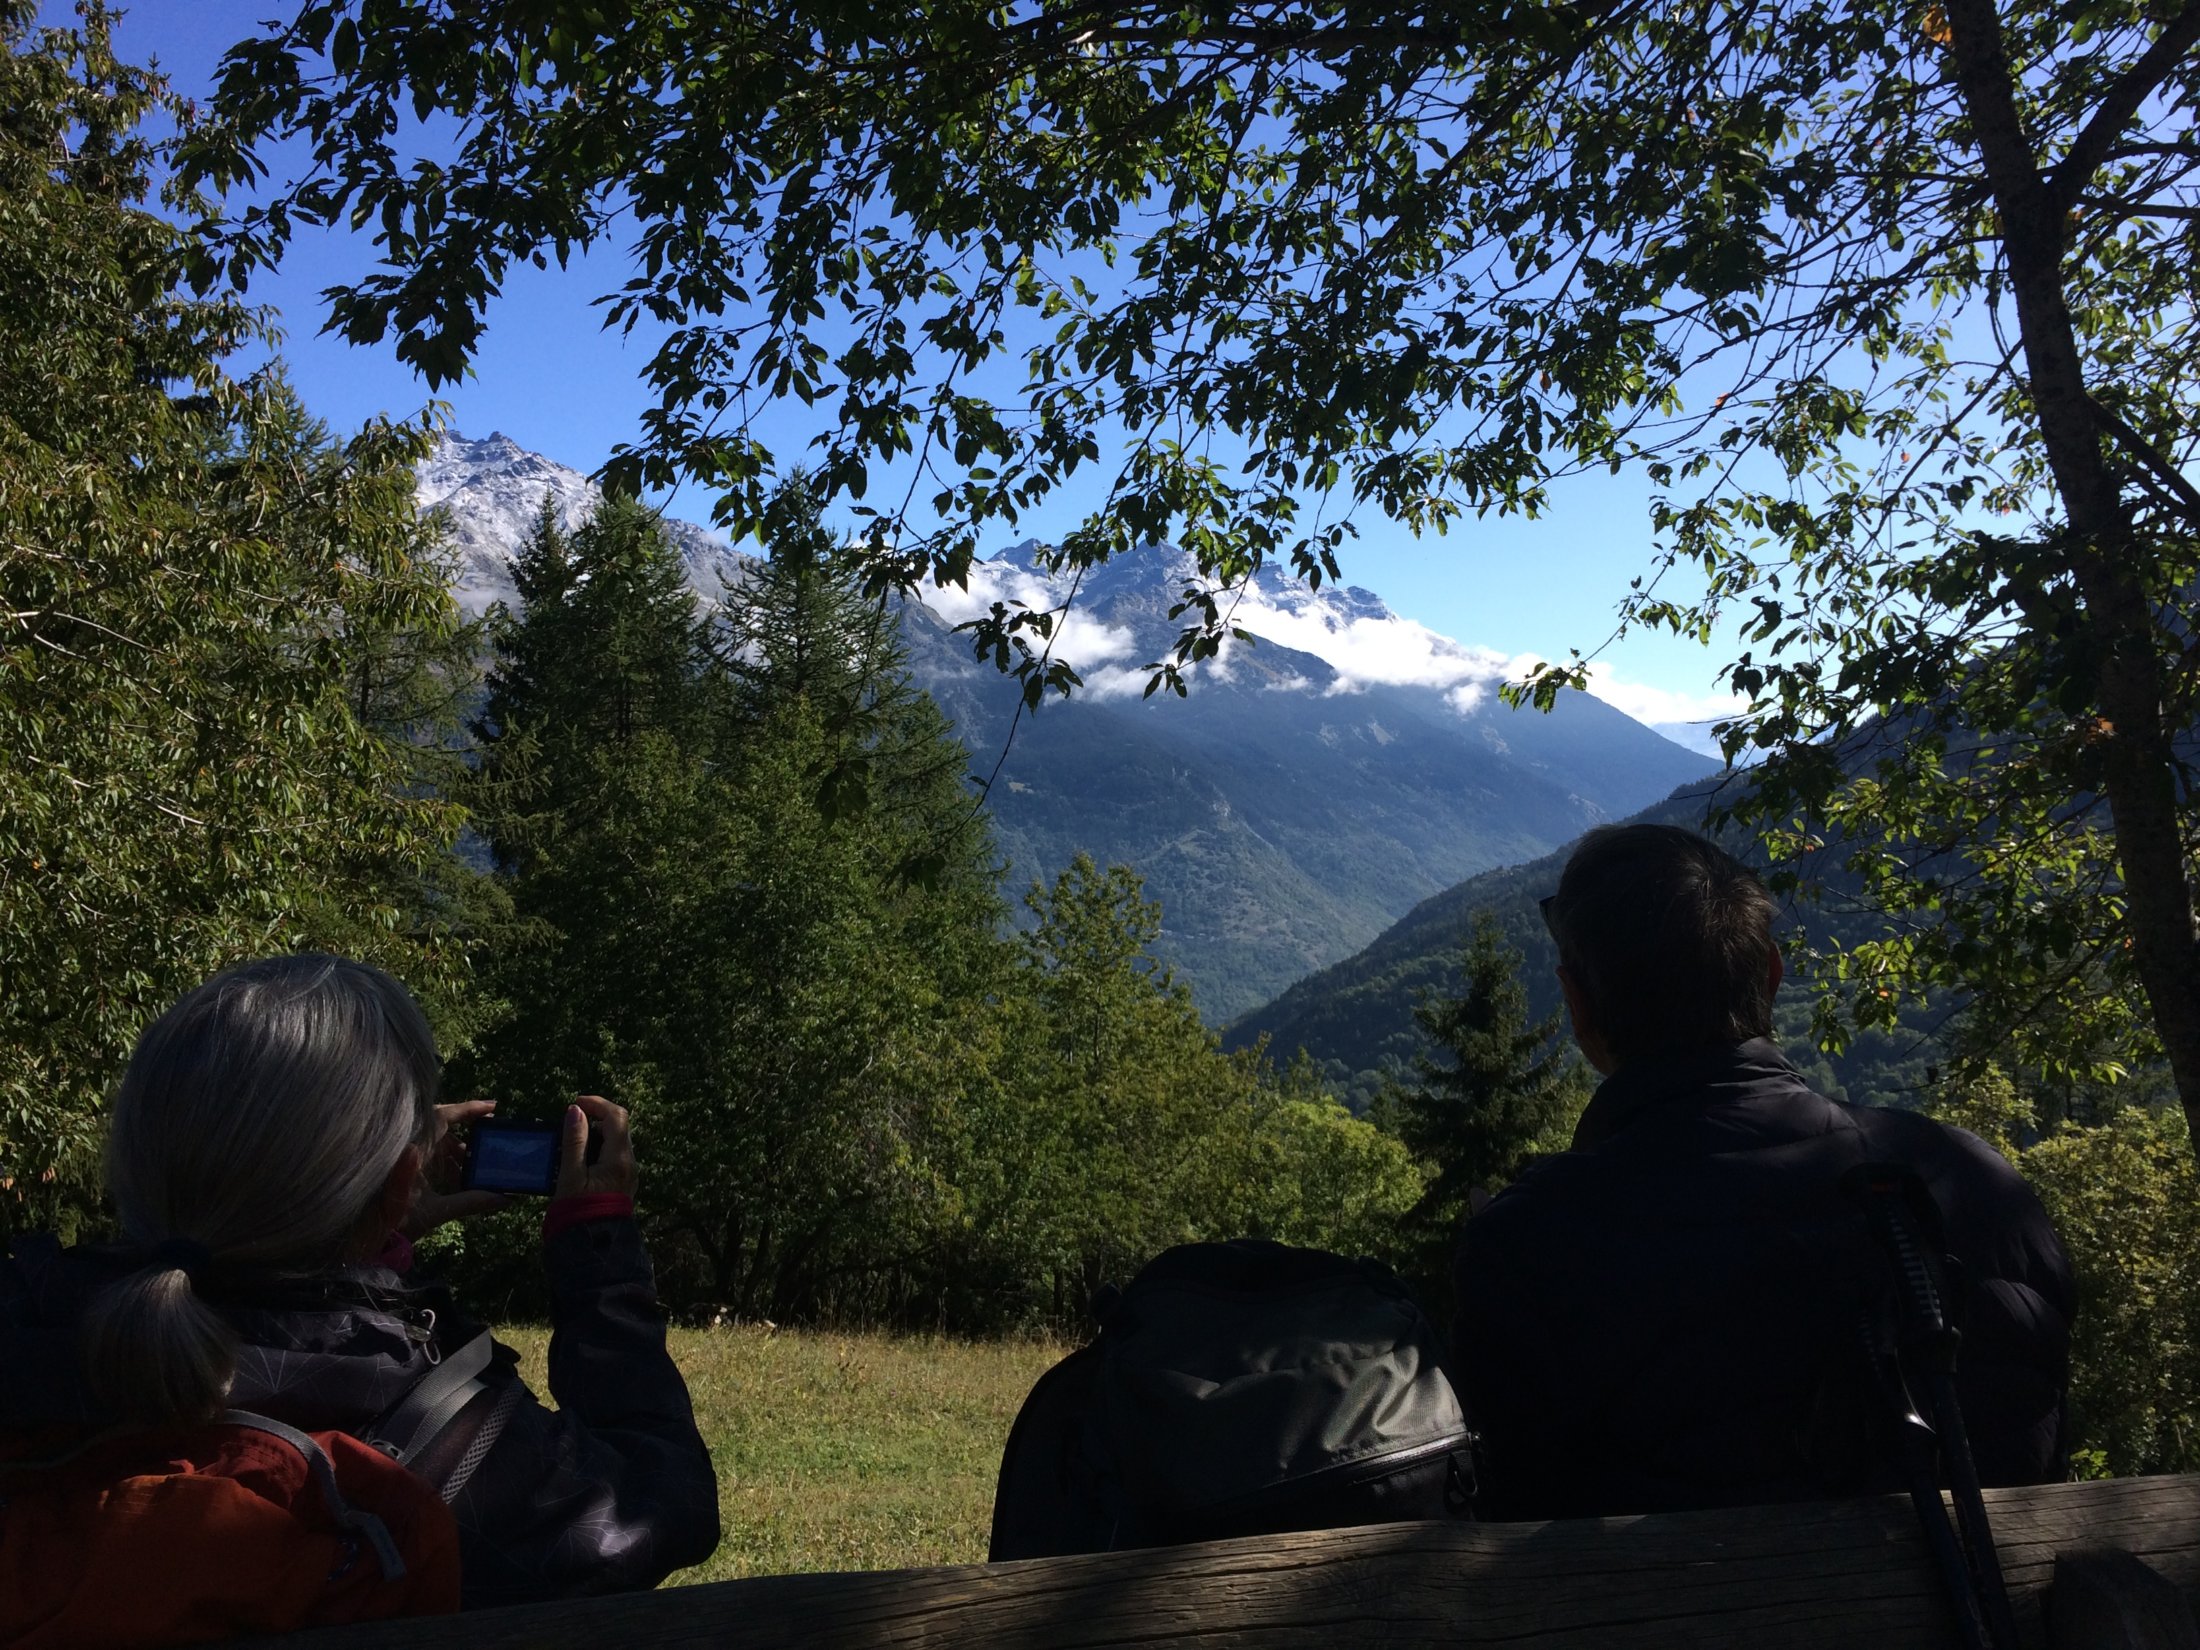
0 954 720 1608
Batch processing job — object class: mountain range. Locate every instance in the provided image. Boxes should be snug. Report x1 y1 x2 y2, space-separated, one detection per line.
419 432 1719 1021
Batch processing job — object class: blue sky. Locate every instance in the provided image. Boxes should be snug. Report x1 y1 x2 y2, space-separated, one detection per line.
60 0 1750 738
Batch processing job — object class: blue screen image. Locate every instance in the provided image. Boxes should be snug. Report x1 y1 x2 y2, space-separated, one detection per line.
473 1127 556 1191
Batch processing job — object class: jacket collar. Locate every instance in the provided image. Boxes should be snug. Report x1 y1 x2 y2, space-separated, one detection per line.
1570 1038 1799 1150
0 1240 463 1434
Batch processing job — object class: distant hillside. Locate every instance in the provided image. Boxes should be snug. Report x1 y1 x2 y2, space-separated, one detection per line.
903 547 1720 1018
422 434 1720 1021
1224 780 1947 1107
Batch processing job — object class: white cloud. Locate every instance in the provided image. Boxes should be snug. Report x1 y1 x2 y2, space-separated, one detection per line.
1218 583 1533 698
924 553 1744 749
1579 662 1746 732
1083 663 1157 701
923 560 1145 674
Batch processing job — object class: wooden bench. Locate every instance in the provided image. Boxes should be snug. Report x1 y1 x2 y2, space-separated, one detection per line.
272 1473 2200 1650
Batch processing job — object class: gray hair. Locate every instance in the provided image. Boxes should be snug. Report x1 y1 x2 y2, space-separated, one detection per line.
83 954 441 1424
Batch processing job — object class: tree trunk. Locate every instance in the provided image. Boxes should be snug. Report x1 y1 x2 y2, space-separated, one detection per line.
1939 0 2200 1145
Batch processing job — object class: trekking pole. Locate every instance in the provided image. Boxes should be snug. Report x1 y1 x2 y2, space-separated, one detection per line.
1847 1164 2020 1650
1859 1307 1992 1650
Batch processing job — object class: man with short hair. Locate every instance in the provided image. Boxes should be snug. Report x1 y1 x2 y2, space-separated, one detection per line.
1453 823 2072 1519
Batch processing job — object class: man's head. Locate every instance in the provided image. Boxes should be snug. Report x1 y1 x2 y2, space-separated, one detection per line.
1542 824 1781 1072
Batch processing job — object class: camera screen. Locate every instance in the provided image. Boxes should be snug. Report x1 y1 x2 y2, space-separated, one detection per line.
470 1125 557 1193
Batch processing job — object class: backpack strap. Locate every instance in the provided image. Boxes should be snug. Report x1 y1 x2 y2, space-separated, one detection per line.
1844 1163 2020 1650
222 1410 408 1582
435 1381 524 1503
359 1330 498 1475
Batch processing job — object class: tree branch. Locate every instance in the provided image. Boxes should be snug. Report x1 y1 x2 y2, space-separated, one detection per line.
2079 197 2200 221
2046 1 2200 211
2090 397 2200 531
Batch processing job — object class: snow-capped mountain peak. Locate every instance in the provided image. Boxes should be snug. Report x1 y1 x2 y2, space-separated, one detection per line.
926 539 1526 710
418 431 749 613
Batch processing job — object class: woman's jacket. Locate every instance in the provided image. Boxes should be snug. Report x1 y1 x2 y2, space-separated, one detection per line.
0 1212 721 1610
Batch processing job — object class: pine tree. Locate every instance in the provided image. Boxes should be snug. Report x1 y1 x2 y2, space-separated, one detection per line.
636 480 1006 1314
715 478 984 880
718 481 897 735
1381 913 1589 1230
462 480 1008 1320
475 494 713 862
463 495 719 1102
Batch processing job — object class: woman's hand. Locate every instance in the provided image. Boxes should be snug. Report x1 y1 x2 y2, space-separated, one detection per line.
403 1099 510 1239
556 1094 639 1200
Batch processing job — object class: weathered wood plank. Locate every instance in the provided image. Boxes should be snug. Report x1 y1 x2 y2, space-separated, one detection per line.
2050 1548 2200 1650
268 1473 2200 1650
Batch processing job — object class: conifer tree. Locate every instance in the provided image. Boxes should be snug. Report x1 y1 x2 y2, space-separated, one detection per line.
463 495 719 1104
1381 913 1589 1233
476 494 713 852
719 482 897 734
464 480 1006 1319
641 481 1004 1315
715 479 987 884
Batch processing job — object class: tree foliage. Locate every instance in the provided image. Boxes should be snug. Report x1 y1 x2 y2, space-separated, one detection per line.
189 0 2200 1137
1383 913 1589 1204
461 489 981 1315
1935 1069 2200 1477
958 855 1424 1323
453 491 1415 1327
0 2 479 1229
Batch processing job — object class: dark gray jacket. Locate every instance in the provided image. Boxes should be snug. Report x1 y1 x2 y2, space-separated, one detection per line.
1453 1040 2072 1520
0 1216 720 1609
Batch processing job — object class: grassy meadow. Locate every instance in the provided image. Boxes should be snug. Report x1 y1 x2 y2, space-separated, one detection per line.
499 1325 1065 1582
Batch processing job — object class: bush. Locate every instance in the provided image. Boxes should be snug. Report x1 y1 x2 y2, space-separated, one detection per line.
1937 1070 2200 1476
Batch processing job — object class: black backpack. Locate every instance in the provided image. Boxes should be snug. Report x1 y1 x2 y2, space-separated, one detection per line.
989 1240 1476 1561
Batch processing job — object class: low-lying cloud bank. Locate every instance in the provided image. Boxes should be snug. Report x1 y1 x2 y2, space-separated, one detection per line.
925 555 1743 753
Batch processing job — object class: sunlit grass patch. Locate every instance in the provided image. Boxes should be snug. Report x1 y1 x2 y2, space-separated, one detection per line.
498 1323 1064 1582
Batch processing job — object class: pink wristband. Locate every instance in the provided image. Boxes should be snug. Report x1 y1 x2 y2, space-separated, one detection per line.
543 1192 635 1242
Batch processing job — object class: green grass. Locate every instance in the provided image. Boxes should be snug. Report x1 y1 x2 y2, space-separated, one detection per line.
498 1325 1065 1582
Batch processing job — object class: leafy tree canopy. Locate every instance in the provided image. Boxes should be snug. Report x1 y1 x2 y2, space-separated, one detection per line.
972 853 1425 1319
1934 1068 2200 1477
186 0 2200 1134
0 1 479 1227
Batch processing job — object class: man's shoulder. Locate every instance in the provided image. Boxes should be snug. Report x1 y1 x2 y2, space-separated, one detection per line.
1455 1141 1639 1264
1847 1099 2034 1196
1463 1072 2035 1242
1845 1101 2062 1260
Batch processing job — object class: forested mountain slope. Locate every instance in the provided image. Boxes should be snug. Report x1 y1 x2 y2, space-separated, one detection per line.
1225 780 1944 1107
902 548 1719 1016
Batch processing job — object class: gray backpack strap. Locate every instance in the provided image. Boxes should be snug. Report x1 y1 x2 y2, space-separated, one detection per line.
222 1409 408 1581
360 1330 497 1474
437 1381 524 1503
